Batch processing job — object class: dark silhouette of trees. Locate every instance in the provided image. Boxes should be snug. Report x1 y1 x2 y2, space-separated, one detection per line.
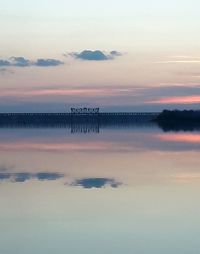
156 110 200 122
155 110 200 132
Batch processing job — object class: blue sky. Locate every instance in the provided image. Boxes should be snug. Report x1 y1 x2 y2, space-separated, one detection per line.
0 0 200 112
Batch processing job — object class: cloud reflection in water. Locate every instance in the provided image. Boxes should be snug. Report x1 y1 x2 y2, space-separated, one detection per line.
0 172 64 183
71 178 122 189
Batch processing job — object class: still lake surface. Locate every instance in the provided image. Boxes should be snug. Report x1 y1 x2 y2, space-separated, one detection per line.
0 123 199 254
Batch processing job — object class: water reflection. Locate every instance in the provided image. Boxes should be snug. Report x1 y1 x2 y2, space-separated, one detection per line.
0 121 157 133
0 170 123 188
0 123 200 254
0 172 64 182
0 127 199 153
157 121 200 132
71 178 122 189
0 123 199 188
2 119 200 133
71 123 100 134
155 133 200 144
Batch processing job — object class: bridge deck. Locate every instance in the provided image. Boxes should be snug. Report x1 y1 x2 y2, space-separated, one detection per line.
0 112 160 116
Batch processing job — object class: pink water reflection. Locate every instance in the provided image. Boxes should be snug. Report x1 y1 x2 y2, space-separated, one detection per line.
155 133 200 144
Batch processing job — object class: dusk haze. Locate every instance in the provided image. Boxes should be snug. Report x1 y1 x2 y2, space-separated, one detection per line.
1 0 200 112
0 1 200 254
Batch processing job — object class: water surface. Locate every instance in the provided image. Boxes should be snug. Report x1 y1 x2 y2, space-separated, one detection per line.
0 123 199 254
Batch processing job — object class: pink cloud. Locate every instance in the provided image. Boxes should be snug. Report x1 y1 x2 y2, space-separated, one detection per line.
149 96 200 104
0 87 137 98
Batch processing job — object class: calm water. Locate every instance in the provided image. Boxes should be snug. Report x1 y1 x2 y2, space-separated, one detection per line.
0 123 200 254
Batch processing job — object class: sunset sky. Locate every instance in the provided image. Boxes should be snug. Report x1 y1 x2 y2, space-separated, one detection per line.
1 0 200 112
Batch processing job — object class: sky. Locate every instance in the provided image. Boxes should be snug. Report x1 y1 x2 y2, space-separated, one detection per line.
0 0 200 112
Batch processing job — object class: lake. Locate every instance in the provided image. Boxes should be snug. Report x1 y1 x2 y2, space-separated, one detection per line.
0 123 199 254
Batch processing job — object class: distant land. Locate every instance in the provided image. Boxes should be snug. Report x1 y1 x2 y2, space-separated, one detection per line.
156 110 200 122
154 110 200 132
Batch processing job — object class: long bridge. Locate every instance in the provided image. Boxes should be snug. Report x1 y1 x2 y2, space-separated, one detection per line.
0 112 160 127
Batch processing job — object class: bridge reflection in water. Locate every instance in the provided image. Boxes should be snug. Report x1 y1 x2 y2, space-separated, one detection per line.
0 112 160 133
70 123 100 134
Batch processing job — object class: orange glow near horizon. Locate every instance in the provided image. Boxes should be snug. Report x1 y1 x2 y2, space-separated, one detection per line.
149 95 200 104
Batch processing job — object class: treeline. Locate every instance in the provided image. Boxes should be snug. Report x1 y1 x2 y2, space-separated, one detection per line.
156 110 200 122
155 110 200 131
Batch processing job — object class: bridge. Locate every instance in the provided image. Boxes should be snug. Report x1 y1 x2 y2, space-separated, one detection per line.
0 112 160 127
